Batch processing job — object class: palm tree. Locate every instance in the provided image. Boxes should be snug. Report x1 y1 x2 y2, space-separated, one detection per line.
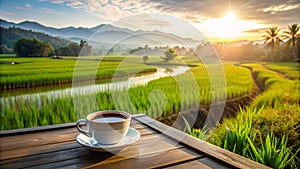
262 27 283 61
283 24 300 60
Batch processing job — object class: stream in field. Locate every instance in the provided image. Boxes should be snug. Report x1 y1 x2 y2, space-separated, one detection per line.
1 66 189 105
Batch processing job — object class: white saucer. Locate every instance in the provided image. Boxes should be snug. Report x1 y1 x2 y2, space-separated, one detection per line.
76 127 140 152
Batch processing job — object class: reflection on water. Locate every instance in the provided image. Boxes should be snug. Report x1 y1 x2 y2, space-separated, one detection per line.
1 66 189 103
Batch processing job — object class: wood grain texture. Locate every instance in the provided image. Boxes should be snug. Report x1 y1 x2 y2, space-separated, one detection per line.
0 134 182 168
163 158 212 169
0 114 269 169
84 148 204 169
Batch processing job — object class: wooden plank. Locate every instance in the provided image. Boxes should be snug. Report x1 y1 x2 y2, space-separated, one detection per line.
198 158 233 169
163 159 212 169
0 123 76 137
84 147 204 169
0 127 77 144
0 126 156 161
26 146 192 169
79 134 184 167
0 120 146 151
0 141 79 161
163 157 233 169
0 132 77 151
0 134 181 168
135 115 271 169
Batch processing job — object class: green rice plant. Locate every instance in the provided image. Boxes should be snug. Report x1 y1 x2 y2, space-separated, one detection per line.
219 108 257 156
0 57 156 90
182 116 209 140
242 63 299 109
0 62 255 130
265 62 300 80
247 134 298 169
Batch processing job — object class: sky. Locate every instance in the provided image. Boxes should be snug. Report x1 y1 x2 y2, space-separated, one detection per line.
0 0 299 41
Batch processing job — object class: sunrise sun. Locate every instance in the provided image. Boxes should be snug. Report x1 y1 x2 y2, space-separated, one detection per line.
209 12 241 39
199 11 263 40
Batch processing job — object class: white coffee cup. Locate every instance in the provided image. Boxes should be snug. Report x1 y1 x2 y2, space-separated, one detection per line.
76 110 131 145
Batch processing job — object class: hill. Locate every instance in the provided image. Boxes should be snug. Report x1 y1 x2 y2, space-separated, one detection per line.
0 27 72 52
0 19 200 49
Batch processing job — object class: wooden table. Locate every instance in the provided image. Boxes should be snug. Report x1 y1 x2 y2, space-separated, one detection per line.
0 114 269 169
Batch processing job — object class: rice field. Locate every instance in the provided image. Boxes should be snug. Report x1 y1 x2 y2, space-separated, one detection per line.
1 56 299 168
264 62 300 80
0 56 156 90
0 57 253 130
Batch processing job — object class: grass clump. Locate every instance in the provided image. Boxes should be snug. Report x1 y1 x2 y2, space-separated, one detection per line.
186 63 300 168
247 134 298 169
201 108 299 169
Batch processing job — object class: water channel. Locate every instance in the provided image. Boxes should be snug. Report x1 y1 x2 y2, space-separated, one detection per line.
1 66 190 104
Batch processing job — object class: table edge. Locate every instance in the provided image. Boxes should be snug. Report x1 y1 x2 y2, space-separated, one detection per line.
0 114 145 136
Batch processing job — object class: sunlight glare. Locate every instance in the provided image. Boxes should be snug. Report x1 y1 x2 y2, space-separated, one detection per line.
224 12 237 21
198 11 265 40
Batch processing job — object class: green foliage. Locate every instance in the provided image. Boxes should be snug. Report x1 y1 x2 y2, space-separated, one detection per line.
182 116 209 140
222 115 254 156
143 55 148 63
55 40 92 56
195 107 299 169
14 38 54 57
263 27 283 51
252 105 300 149
247 134 298 169
161 48 178 62
283 24 300 61
129 46 147 54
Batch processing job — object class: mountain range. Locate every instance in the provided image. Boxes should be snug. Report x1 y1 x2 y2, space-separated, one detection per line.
0 19 201 50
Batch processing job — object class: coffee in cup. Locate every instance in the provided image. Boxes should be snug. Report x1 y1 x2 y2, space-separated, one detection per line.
76 110 131 145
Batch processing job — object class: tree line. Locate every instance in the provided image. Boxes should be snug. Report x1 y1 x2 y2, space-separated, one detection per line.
212 24 300 62
263 24 299 61
14 38 53 57
13 38 92 57
55 40 92 56
126 23 299 62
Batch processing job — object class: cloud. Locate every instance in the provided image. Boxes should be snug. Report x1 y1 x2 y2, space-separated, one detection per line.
38 0 65 4
41 0 300 27
243 28 268 33
41 0 163 20
15 6 60 15
262 4 300 13
25 4 31 8
0 12 14 16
